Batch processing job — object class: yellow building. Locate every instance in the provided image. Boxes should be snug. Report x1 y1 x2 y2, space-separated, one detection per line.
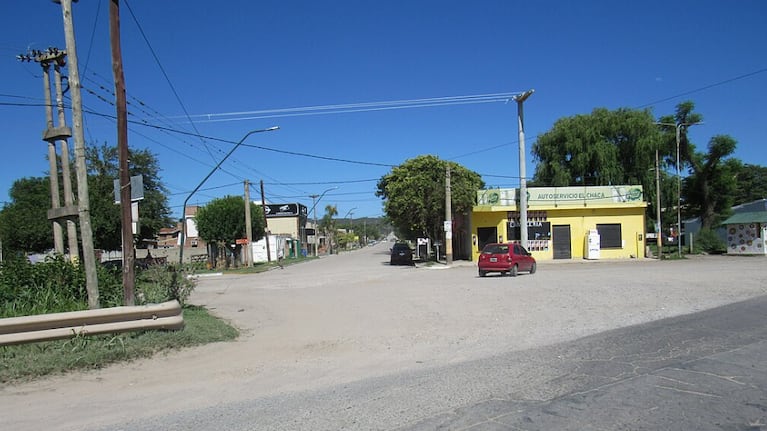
471 185 647 261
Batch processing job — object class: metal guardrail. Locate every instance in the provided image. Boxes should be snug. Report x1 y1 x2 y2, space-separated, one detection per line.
0 300 184 346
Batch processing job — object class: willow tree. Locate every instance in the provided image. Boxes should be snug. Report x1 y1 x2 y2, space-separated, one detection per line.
376 155 484 243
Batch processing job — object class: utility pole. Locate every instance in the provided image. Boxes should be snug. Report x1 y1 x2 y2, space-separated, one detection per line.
310 194 319 256
513 89 534 250
41 54 65 254
54 63 80 261
655 149 663 259
109 0 134 305
19 47 81 262
260 180 272 263
244 180 253 267
58 0 100 308
445 165 453 265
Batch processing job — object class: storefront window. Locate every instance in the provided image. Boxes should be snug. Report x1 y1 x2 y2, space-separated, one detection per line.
596 223 622 248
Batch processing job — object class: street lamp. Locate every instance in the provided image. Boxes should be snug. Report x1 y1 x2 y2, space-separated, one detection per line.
512 89 534 249
343 207 357 251
309 186 338 256
178 126 279 267
656 121 701 257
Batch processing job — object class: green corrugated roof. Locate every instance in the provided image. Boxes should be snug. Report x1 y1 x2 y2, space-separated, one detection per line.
721 211 767 225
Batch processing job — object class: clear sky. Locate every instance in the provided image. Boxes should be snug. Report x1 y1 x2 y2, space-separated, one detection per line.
2 1 766 223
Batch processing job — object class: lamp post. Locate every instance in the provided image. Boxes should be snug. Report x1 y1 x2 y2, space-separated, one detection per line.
309 186 338 256
344 207 357 250
656 121 701 257
178 126 279 267
513 89 534 249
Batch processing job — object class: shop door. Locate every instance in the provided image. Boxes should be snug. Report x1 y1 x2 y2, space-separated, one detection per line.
476 227 497 252
553 225 572 259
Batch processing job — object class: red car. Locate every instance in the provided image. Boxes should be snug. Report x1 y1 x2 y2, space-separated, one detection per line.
477 242 537 277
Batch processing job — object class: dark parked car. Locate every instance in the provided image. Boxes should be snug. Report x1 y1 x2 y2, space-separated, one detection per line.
477 242 536 277
390 243 414 265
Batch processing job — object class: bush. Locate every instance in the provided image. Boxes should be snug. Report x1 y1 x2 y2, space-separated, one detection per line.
0 256 193 317
692 228 727 254
136 265 196 305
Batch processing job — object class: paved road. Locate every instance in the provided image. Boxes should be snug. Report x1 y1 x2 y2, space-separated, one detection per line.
2 244 766 430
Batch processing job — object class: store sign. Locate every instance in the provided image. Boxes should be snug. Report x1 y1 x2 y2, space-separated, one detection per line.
263 203 308 218
478 186 643 207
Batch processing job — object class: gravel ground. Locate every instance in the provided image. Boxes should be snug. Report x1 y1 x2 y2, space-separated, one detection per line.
2 243 765 431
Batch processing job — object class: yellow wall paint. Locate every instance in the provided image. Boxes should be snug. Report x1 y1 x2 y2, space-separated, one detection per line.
471 206 646 261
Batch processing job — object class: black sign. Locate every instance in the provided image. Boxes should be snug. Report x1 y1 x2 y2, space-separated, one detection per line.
264 203 308 218
305 228 316 236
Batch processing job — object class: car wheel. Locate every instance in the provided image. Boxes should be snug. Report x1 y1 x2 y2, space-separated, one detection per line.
510 264 518 277
479 269 487 277
530 262 537 274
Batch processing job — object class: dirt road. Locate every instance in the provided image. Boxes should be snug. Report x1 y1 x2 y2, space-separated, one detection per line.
2 243 765 430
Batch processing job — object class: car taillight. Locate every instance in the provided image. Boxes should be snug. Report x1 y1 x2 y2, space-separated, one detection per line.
506 256 512 262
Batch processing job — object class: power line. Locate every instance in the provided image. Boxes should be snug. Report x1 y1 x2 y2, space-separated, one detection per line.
636 67 767 109
122 0 218 163
177 92 523 123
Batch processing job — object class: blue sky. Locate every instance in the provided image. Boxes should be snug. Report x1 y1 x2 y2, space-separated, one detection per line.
2 1 766 223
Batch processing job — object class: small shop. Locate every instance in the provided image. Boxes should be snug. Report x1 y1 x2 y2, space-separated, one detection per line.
471 185 647 261
721 211 767 255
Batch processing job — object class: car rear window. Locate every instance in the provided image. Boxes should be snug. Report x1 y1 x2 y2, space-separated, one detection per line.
482 244 508 254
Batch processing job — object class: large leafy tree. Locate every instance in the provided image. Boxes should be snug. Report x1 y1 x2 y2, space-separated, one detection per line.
660 102 739 229
683 135 739 229
86 143 173 250
0 177 54 254
195 195 265 266
532 107 662 188
732 163 767 205
376 155 484 242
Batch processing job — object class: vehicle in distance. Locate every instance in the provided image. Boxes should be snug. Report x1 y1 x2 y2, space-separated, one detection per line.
477 242 536 277
390 242 414 265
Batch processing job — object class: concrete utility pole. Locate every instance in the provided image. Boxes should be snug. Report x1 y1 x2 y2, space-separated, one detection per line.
445 165 453 265
244 180 253 267
41 55 65 254
655 149 663 259
58 0 100 308
260 180 272 263
54 64 80 261
513 89 534 250
109 0 135 305
310 194 319 256
18 47 80 261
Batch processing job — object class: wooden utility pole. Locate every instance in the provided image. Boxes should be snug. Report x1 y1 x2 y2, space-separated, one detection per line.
260 180 272 263
58 0 100 308
244 181 253 267
109 0 135 305
445 165 453 265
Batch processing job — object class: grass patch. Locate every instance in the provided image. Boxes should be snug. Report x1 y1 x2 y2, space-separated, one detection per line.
0 305 238 384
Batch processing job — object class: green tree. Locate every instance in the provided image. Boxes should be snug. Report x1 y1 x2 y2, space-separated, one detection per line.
661 101 739 230
532 107 661 188
683 135 740 229
86 143 173 250
194 195 264 267
319 204 338 254
732 163 767 205
376 155 484 243
0 177 53 254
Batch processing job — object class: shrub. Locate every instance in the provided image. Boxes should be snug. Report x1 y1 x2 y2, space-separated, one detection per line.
136 265 196 306
692 228 727 254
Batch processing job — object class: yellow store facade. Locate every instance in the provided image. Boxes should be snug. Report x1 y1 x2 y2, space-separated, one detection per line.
471 185 647 261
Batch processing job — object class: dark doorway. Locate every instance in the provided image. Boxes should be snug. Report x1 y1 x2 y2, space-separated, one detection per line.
476 227 498 252
553 225 572 259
